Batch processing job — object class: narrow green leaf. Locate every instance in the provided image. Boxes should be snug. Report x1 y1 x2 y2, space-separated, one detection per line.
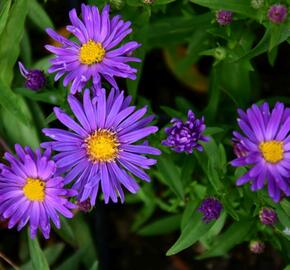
198 220 253 259
28 0 54 30
157 154 184 199
14 88 64 105
22 243 64 270
181 200 200 230
0 0 11 36
154 0 176 5
166 211 215 256
190 0 257 19
89 261 99 270
138 214 181 236
56 247 87 270
28 235 50 270
0 79 31 126
283 265 290 270
203 127 224 136
0 0 28 85
54 216 77 246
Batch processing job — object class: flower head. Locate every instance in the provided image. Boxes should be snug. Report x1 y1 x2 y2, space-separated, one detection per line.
77 199 92 212
249 240 265 254
259 207 277 225
216 10 233 26
231 102 290 202
268 4 288 24
0 145 76 239
45 4 141 94
162 110 209 153
198 197 222 223
42 88 160 205
18 62 46 91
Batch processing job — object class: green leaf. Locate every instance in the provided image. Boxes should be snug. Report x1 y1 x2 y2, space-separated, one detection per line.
277 205 290 228
89 261 99 270
28 235 50 270
138 214 181 236
166 211 215 256
28 0 54 30
0 0 11 36
56 247 87 270
0 79 31 126
22 243 64 270
157 154 184 199
14 88 64 105
54 216 77 246
148 13 211 48
198 220 253 259
154 0 176 5
0 0 28 85
190 0 257 19
283 265 290 270
70 214 98 269
203 127 224 136
181 200 200 230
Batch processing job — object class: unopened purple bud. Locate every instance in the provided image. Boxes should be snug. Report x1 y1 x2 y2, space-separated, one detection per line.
18 62 46 91
249 240 265 254
268 4 288 24
162 110 209 153
259 207 277 226
198 197 223 223
77 199 92 212
216 10 233 26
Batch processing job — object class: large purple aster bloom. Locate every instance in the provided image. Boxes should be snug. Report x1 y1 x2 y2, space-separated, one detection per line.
231 102 290 202
45 4 141 94
42 88 160 204
0 145 76 239
162 110 209 153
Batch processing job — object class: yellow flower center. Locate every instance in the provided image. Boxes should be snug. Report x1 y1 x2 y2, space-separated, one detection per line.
79 40 105 65
23 178 45 201
85 129 119 162
259 140 284 164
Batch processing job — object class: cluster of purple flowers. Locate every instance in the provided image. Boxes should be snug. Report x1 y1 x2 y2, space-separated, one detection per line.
2 2 287 240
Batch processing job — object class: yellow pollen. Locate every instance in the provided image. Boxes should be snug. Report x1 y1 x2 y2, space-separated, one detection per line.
23 178 45 201
85 129 119 162
259 140 284 164
79 40 105 65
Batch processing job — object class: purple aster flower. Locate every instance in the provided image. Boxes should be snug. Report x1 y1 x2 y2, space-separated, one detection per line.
162 110 209 153
268 4 288 24
259 207 277 225
231 102 290 202
0 145 76 239
18 62 46 91
45 4 141 94
216 10 233 26
249 240 265 254
198 197 222 223
42 88 160 205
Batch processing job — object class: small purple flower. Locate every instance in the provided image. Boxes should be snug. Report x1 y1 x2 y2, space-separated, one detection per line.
268 4 288 24
259 207 277 226
216 10 233 26
198 197 222 223
162 110 209 153
42 88 160 204
249 240 265 254
231 102 290 202
18 62 46 91
45 4 141 94
0 145 76 239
